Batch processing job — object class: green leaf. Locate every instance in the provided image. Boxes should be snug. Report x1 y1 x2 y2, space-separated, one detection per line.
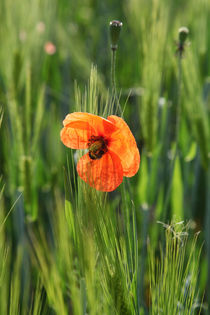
184 142 197 162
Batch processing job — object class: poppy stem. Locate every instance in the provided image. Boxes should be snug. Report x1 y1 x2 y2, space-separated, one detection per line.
109 20 122 96
111 49 116 94
162 47 183 221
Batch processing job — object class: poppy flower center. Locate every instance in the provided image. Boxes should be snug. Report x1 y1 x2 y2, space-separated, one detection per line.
88 136 108 160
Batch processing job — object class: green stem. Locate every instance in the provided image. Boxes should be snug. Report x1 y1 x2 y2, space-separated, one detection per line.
206 161 210 303
110 49 122 115
111 49 116 94
175 56 182 152
162 55 182 221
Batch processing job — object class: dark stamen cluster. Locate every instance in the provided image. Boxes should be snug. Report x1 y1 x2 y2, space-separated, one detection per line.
88 136 108 160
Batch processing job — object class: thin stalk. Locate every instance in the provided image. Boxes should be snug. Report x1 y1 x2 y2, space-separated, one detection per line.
110 49 122 116
139 205 150 312
25 66 31 154
205 160 210 304
162 54 182 221
111 49 116 94
139 156 152 312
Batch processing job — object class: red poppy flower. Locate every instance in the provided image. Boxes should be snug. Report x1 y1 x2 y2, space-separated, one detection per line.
60 112 140 192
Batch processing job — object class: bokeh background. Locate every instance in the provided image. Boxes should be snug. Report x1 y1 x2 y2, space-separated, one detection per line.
0 0 209 313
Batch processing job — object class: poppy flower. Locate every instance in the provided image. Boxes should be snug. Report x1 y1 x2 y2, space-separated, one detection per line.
60 112 140 192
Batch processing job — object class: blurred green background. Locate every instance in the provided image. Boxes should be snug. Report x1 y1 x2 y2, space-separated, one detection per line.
0 0 209 313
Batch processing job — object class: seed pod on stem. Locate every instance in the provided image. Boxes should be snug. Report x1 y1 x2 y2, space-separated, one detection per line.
178 26 189 45
176 26 189 57
109 20 123 51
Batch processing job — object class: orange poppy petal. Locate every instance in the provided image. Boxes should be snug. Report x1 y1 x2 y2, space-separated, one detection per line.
61 112 118 149
107 115 140 177
77 151 123 192
63 112 118 136
60 127 92 149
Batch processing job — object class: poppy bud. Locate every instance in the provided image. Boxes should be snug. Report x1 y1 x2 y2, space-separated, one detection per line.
109 20 123 51
178 26 189 44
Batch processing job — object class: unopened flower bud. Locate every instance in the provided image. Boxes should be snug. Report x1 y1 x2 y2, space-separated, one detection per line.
109 20 123 51
178 26 189 44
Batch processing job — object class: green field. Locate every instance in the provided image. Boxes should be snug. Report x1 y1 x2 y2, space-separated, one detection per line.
0 0 209 314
